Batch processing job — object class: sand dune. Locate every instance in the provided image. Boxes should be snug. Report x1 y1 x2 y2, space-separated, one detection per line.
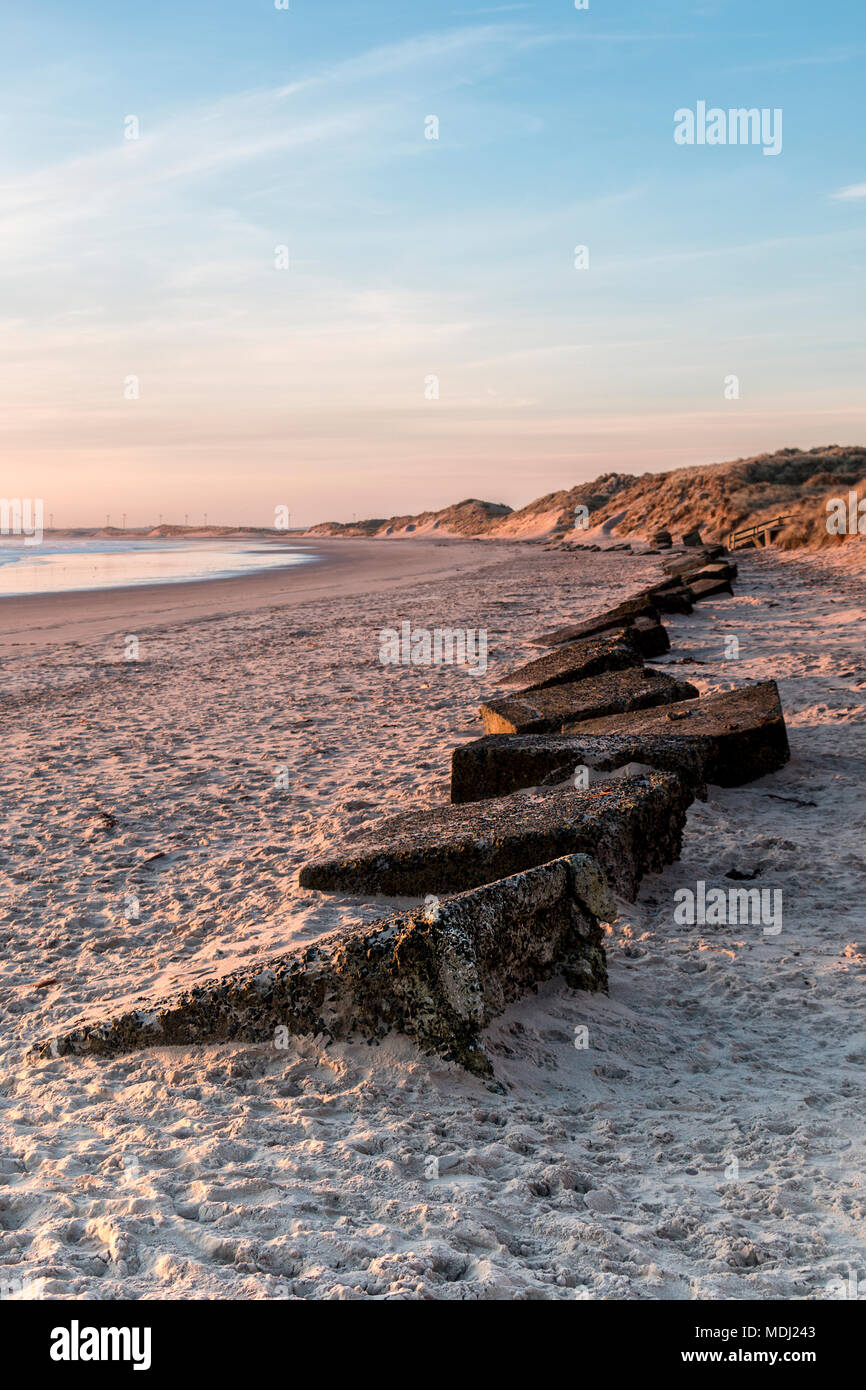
304 445 866 550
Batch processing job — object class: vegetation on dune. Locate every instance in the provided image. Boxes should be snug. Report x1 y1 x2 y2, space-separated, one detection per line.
305 446 866 549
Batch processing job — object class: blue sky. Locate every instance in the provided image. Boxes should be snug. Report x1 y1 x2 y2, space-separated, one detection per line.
1 0 864 525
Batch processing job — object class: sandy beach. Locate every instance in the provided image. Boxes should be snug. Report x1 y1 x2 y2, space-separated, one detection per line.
1 538 864 1300
0 538 502 655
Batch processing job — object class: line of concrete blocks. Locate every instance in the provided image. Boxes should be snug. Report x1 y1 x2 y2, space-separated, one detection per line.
35 545 788 1077
455 549 786 805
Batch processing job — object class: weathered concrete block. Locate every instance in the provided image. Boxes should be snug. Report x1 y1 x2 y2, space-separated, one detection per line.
531 599 659 647
641 580 695 614
533 616 669 659
497 631 642 693
561 681 789 786
686 575 734 601
299 772 694 901
628 619 672 658
33 856 614 1077
697 560 738 581
662 546 726 576
666 557 737 583
451 731 709 804
479 667 698 735
643 575 689 593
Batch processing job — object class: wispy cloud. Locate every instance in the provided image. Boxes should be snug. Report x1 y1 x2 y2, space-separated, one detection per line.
0 24 529 257
731 46 866 74
832 182 866 201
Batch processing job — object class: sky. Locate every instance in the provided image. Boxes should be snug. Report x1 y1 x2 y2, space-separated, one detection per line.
1 0 864 527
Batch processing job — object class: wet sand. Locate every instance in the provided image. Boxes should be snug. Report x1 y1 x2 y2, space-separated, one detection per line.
0 538 508 654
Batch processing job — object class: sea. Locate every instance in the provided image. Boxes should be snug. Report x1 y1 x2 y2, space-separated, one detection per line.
0 538 317 597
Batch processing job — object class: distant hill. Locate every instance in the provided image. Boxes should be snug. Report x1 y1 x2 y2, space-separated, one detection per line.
304 445 866 548
304 497 512 538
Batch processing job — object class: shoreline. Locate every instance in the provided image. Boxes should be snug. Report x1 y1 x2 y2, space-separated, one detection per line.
0 536 515 655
